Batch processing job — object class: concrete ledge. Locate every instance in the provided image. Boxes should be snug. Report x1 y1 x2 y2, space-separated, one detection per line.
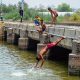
28 30 39 40
48 27 55 34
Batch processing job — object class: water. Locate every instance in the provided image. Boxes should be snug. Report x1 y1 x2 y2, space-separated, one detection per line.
0 41 79 80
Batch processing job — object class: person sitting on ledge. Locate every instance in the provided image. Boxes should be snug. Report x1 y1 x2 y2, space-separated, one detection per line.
34 15 46 33
35 36 65 68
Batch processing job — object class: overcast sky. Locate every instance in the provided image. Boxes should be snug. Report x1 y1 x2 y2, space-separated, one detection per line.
2 0 80 9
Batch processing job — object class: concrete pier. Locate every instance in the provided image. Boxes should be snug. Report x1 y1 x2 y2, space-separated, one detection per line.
69 40 80 75
18 38 29 50
7 28 13 44
72 40 80 54
68 54 80 75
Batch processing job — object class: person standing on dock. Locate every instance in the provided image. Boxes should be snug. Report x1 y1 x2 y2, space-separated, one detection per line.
48 7 58 25
35 36 64 68
19 7 23 23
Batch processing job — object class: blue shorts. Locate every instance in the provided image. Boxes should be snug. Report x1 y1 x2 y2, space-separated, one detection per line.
34 20 40 26
42 28 45 32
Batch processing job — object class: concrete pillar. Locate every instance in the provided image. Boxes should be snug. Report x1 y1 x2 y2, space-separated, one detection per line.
68 40 80 75
7 28 13 44
18 38 29 50
68 54 80 75
33 31 39 40
72 40 80 54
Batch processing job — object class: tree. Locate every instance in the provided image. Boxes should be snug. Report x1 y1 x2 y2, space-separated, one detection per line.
57 3 72 12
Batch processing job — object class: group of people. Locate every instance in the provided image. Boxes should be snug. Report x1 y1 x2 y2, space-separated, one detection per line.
34 7 65 68
34 7 58 33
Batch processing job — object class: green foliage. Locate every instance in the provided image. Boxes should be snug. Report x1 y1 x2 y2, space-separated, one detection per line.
1 1 80 23
57 16 64 23
69 13 80 21
57 3 72 12
4 11 19 20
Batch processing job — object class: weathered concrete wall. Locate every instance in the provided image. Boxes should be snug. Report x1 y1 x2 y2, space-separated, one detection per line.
4 22 80 50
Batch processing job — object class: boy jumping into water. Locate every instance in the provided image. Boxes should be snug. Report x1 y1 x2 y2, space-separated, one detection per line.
48 7 58 24
35 36 64 68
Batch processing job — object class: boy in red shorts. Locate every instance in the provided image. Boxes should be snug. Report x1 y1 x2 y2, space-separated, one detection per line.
35 36 64 68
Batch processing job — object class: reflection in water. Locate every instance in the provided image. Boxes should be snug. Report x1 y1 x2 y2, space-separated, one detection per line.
0 41 79 80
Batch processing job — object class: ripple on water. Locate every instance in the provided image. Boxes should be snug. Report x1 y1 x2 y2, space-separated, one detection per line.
11 68 63 80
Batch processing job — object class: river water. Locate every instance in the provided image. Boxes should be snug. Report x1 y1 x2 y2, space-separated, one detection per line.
0 41 79 80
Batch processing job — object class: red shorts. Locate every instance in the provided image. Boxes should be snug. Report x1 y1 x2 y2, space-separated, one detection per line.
47 42 56 49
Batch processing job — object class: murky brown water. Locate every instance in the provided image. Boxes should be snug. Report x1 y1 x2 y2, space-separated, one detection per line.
0 41 79 80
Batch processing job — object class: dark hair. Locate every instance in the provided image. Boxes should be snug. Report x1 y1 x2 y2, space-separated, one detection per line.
36 56 40 61
48 7 51 10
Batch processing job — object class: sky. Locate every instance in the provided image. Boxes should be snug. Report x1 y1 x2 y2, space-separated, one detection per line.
1 0 80 9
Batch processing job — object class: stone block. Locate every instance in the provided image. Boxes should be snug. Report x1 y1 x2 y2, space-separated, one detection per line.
18 38 29 49
64 38 72 49
64 28 76 38
20 29 28 38
32 31 39 40
7 33 15 44
75 29 80 39
7 28 13 35
68 54 80 75
54 27 60 35
48 27 55 34
54 27 65 36
28 30 37 39
72 40 80 54
28 31 33 38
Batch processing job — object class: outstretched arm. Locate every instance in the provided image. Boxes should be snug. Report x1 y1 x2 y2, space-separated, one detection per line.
55 37 64 45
